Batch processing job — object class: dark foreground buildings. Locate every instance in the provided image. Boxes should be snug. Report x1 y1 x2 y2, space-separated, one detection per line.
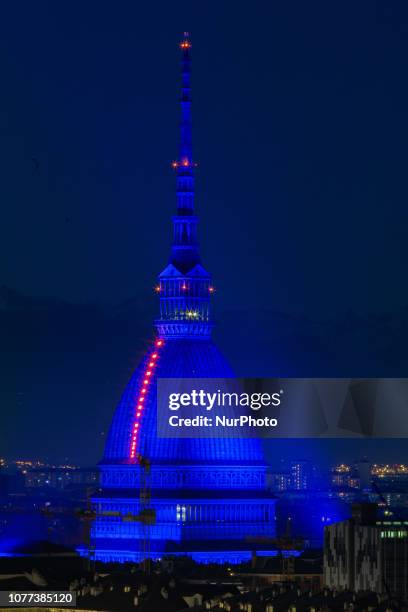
91 34 276 563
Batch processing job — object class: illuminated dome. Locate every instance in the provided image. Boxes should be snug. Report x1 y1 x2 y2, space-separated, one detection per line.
103 337 264 464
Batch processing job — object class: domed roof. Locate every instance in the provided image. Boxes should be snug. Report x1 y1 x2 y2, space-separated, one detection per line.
103 338 264 464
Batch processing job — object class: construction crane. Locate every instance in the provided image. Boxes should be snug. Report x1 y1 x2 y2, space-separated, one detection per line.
74 455 155 573
139 453 154 574
124 453 156 575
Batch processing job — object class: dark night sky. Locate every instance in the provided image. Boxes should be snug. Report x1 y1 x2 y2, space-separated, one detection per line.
1 1 408 466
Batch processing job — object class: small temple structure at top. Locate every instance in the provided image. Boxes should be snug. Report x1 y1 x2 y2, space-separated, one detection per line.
91 33 276 563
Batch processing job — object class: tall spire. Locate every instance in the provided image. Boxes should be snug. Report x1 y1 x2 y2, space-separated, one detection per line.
155 33 214 339
169 32 200 270
172 31 195 215
179 32 193 167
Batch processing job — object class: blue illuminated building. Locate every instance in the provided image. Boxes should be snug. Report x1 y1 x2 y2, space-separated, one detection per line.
91 33 276 564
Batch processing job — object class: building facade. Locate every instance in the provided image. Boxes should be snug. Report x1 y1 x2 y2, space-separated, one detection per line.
91 34 276 564
324 504 408 598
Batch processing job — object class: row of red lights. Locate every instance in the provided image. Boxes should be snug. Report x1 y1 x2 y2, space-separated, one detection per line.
129 338 164 461
172 158 198 169
155 285 215 293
